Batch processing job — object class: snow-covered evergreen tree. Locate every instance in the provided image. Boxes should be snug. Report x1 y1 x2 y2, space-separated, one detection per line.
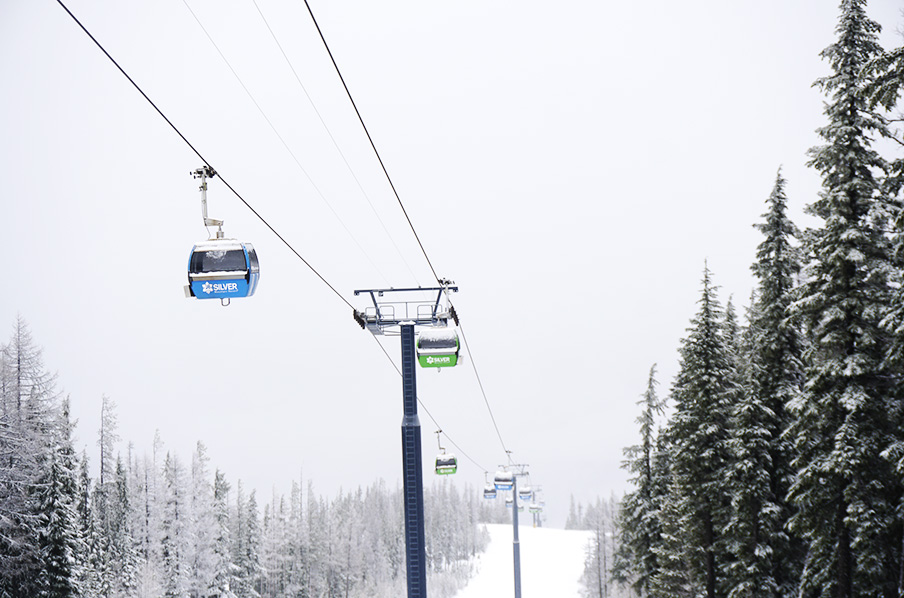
788 1 902 595
283 479 308 597
645 431 677 598
613 365 664 596
76 450 103 597
136 433 167 598
581 497 621 598
231 487 262 598
260 492 291 598
111 457 140 597
566 495 580 530
34 399 85 598
723 312 781 598
864 23 904 598
722 169 803 598
648 446 694 598
359 480 393 591
186 442 220 598
160 452 189 598
89 397 112 596
0 317 60 596
304 482 328 598
210 469 235 598
663 265 737 598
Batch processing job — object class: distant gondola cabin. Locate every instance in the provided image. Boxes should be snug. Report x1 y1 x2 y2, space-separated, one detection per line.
435 454 457 475
494 471 514 491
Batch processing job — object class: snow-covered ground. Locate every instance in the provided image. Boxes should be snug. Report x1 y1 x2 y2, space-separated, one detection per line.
454 524 593 598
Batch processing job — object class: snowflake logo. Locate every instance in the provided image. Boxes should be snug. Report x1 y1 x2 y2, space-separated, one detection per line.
202 282 213 294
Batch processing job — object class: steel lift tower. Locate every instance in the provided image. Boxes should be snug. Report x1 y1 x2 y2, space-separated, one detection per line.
353 284 459 598
510 465 529 598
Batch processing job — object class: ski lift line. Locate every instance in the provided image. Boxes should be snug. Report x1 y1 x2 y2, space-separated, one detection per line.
371 329 531 492
179 0 392 287
250 0 426 288
361 290 515 473
302 0 441 283
368 334 489 473
54 0 355 311
455 317 511 459
303 0 517 464
57 0 523 489
432 425 486 474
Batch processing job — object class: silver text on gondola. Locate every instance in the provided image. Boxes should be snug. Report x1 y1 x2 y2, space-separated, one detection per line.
203 282 239 294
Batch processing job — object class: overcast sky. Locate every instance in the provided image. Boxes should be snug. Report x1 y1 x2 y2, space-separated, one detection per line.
2 0 902 527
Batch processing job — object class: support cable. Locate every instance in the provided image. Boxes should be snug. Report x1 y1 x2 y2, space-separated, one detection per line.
54 0 354 311
180 0 391 286
250 0 425 287
456 320 512 462
303 0 515 467
302 0 440 282
58 0 517 479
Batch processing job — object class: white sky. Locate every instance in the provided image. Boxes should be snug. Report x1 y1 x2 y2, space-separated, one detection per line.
2 0 902 528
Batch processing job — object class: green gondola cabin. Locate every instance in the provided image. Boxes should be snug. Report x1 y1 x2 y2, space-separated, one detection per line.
417 327 460 368
435 454 457 475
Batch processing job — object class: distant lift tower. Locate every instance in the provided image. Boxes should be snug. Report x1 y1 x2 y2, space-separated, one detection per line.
510 466 529 598
353 284 459 598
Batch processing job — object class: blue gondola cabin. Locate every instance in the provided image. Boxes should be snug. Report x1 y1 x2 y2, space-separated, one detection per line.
187 240 260 300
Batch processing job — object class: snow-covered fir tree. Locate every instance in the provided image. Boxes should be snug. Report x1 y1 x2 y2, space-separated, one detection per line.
187 442 222 598
34 399 85 598
566 496 579 530
613 364 664 597
210 469 235 598
722 169 803 598
722 302 782 598
0 317 61 596
111 457 140 596
662 265 737 598
161 452 190 598
644 431 678 598
788 1 903 595
648 471 695 598
580 497 625 598
863 14 904 593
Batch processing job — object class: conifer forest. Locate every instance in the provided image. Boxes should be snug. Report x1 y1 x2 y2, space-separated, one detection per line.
0 315 504 597
604 1 904 597
9 0 904 597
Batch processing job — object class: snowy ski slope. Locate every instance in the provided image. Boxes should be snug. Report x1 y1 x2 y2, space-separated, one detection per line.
454 524 593 598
